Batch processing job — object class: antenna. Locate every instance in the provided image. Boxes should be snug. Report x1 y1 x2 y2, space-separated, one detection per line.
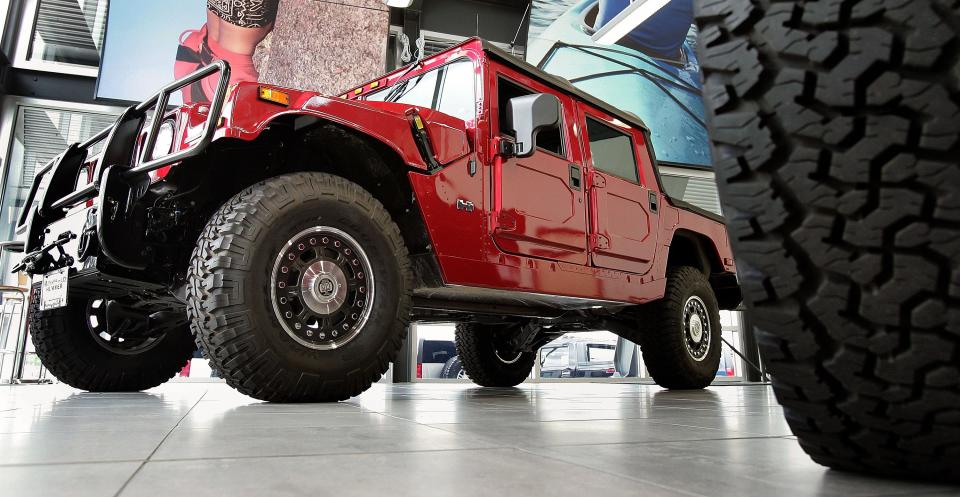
509 2 531 56
476 14 480 36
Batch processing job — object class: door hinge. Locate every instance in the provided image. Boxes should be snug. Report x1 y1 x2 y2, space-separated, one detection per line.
496 211 517 231
591 172 606 188
591 234 610 250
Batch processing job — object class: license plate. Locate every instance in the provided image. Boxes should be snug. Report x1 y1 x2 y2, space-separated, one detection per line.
40 267 69 311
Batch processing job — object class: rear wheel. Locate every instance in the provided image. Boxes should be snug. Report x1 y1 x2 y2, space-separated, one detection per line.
695 0 960 479
188 172 412 402
441 356 466 379
455 323 535 387
630 266 721 389
29 286 195 391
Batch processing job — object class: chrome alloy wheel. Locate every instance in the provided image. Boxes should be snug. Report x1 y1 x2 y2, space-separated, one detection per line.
682 295 711 362
270 226 375 350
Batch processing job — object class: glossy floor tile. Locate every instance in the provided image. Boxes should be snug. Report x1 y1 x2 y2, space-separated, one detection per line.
0 382 957 497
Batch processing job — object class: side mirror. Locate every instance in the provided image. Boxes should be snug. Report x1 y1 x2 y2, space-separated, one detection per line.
507 93 561 158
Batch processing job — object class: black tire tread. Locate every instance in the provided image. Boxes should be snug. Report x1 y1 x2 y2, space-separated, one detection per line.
29 286 195 392
186 172 412 402
695 0 960 479
634 266 721 389
455 323 535 387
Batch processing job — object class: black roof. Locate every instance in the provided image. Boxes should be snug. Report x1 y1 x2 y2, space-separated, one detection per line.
478 38 650 132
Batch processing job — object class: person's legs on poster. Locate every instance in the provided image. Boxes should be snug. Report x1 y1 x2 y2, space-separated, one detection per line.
176 0 279 104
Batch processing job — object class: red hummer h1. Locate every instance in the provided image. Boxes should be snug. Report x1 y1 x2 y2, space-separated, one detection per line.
9 38 739 401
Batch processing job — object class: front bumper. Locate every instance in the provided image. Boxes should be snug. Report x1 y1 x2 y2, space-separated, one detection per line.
10 61 231 278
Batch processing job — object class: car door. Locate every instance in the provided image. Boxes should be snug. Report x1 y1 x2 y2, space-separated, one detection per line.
578 105 660 275
539 345 570 378
491 75 588 265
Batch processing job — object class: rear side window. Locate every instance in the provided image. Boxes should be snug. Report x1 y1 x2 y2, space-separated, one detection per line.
497 78 565 157
585 117 639 184
586 344 615 363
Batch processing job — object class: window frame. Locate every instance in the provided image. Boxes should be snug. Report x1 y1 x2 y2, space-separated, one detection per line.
11 0 107 77
363 56 479 124
0 96 124 273
583 115 641 185
494 75 568 160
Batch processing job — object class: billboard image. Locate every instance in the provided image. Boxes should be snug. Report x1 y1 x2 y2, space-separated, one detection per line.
527 0 709 168
97 0 390 105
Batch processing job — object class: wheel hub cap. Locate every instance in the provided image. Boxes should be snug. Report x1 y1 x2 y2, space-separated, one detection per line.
271 227 375 350
301 260 347 314
682 295 711 362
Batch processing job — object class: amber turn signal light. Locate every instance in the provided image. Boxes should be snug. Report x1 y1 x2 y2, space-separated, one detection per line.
258 86 290 106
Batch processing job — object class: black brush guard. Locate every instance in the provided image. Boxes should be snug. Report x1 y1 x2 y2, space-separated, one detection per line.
11 61 231 272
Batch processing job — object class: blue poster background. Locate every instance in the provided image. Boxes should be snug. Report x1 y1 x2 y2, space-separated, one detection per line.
527 0 711 168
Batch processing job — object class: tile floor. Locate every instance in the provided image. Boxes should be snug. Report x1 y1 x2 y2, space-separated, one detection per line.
0 382 957 497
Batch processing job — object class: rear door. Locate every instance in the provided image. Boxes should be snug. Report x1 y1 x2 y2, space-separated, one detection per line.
491 75 588 265
577 105 660 274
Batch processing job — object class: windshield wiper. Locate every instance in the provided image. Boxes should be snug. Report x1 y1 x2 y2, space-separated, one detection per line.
383 78 411 103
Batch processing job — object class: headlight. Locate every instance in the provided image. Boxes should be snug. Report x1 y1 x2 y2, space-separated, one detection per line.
152 120 177 160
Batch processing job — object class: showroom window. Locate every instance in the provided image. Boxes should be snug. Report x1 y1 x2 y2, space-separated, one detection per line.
13 0 109 74
386 28 524 71
0 103 119 274
409 321 751 382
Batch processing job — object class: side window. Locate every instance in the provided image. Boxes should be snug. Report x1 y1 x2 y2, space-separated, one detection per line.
497 78 564 157
540 346 569 368
437 60 477 123
585 117 639 184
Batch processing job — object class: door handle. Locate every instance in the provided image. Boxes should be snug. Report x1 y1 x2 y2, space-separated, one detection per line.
649 191 659 213
568 164 582 191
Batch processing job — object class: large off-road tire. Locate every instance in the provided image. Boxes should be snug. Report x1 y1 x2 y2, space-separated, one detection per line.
695 0 960 479
188 172 411 402
455 323 535 387
633 266 722 389
28 287 195 391
440 356 466 379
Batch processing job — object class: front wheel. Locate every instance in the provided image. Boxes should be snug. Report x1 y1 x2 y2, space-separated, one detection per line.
632 266 722 390
455 323 535 387
188 172 412 402
29 287 196 391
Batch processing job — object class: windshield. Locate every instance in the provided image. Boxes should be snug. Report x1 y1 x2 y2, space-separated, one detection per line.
365 58 478 125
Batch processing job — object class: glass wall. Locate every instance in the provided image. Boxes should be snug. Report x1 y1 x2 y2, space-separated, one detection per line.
17 0 109 71
0 104 118 275
411 312 750 383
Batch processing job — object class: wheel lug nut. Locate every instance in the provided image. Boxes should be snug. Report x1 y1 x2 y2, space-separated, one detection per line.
310 238 317 245
306 329 313 336
332 330 339 337
285 311 292 318
281 266 288 273
297 243 305 250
